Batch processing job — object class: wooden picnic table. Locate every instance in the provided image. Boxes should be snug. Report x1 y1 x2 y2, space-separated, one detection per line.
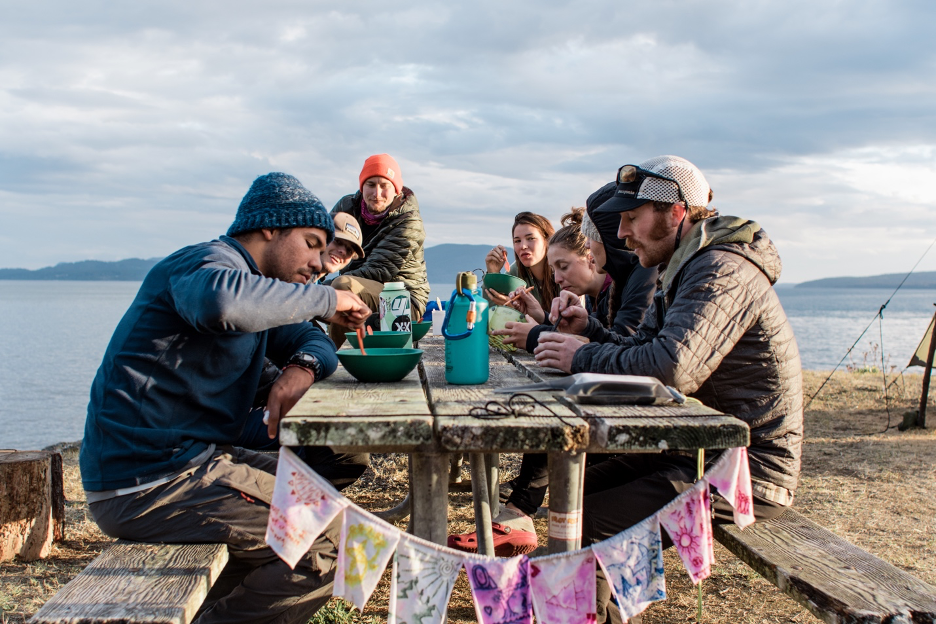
279 335 749 556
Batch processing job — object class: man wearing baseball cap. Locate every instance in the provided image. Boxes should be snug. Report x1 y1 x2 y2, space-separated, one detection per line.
534 155 803 623
313 212 366 284
329 154 429 345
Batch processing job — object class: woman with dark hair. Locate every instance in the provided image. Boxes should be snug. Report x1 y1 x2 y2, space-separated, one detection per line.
449 197 658 557
483 212 560 313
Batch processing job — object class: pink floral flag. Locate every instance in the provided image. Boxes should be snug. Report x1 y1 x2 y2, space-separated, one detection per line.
388 534 463 624
591 516 666 620
266 447 349 569
464 554 533 624
658 481 715 584
335 507 402 610
529 548 597 624
705 447 756 528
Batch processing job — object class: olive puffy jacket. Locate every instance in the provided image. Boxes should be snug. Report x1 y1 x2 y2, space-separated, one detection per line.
331 188 430 315
571 216 803 505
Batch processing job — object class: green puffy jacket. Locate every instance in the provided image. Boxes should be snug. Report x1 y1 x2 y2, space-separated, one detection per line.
331 187 430 316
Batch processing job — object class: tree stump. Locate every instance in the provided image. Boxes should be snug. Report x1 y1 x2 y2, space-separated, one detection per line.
0 451 65 561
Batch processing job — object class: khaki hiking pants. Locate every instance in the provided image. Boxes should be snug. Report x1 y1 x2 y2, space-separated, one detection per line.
89 447 339 624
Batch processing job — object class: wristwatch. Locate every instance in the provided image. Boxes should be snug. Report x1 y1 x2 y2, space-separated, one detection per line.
285 352 323 382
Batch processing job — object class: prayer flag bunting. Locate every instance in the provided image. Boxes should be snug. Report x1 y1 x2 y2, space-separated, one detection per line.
389 534 463 624
658 480 715 584
465 554 533 624
592 515 666 620
266 447 349 569
335 506 402 610
705 447 756 528
529 548 597 624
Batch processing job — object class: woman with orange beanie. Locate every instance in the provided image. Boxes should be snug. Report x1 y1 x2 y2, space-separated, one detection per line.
328 154 429 345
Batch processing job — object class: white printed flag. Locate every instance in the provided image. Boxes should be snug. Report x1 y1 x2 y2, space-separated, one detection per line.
335 506 402 610
658 480 715 584
389 534 463 624
529 548 597 624
464 554 533 624
265 447 349 569
705 446 756 528
592 515 666 620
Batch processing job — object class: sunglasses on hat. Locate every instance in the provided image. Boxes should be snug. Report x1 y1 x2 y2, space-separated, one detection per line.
616 164 688 208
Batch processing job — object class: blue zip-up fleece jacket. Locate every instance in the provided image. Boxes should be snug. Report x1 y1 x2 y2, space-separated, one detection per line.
80 236 339 491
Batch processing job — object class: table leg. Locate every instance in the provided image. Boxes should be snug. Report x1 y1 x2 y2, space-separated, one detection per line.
547 451 586 553
470 453 495 557
410 452 449 545
485 452 499 520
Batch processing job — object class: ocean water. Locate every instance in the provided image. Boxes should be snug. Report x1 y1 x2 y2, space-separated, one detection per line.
1 281 934 450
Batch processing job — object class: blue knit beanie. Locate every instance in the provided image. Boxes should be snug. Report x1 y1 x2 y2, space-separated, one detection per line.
227 172 334 241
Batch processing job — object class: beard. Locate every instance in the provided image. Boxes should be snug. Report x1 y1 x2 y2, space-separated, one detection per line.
626 212 675 268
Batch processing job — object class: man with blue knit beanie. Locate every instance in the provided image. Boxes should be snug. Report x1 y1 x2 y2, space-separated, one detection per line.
80 172 371 624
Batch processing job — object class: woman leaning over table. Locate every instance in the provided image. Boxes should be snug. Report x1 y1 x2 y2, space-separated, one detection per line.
449 203 657 557
483 211 560 313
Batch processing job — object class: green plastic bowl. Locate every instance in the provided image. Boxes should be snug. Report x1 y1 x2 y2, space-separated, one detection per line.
337 348 424 382
483 272 527 295
345 330 411 349
411 320 432 341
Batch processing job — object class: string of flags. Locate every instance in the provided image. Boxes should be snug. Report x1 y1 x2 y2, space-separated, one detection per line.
266 446 755 623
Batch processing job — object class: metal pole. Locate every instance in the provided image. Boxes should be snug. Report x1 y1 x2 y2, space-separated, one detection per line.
917 309 936 428
469 453 495 557
485 452 499 520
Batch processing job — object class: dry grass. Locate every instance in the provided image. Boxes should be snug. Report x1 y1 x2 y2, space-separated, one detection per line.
2 370 934 623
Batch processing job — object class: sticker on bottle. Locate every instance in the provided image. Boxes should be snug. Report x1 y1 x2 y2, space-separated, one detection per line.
548 510 582 541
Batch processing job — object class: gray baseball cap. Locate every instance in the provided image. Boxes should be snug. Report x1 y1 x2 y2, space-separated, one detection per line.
596 155 712 214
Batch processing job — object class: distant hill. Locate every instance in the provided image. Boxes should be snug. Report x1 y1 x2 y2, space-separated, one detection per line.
424 244 497 284
796 271 936 289
0 258 162 281
0 244 497 283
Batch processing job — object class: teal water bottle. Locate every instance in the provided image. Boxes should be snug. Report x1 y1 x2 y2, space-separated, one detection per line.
379 281 413 348
442 272 490 384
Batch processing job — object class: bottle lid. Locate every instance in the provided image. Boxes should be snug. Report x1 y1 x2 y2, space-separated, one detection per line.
383 281 405 290
457 272 477 293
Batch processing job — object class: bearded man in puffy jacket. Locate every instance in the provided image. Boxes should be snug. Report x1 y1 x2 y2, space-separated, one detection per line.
328 153 429 345
534 155 803 624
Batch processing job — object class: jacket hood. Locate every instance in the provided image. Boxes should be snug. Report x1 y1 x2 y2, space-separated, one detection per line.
661 216 782 292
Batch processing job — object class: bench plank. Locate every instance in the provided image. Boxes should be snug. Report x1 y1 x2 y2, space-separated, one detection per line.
714 509 936 624
31 541 228 624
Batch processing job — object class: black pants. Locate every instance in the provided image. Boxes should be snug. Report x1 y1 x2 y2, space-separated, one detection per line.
582 453 786 624
506 452 619 516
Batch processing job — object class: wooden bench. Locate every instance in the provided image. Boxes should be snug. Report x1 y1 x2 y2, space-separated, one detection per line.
714 508 936 623
30 540 228 624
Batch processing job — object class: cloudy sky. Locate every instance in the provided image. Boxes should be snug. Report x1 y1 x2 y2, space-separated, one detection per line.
2 0 935 283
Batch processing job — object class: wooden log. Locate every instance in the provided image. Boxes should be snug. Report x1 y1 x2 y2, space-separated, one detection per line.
1 451 64 562
715 509 936 623
30 541 229 624
410 453 449 546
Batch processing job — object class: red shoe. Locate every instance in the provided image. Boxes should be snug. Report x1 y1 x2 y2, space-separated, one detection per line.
447 522 539 557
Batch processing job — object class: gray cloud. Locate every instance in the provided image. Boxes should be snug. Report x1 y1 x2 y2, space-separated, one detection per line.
1 0 935 281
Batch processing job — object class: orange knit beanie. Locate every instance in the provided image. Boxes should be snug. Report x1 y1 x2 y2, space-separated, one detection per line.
358 154 403 194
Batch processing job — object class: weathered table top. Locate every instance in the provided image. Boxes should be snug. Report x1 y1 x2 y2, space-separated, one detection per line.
279 335 749 454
